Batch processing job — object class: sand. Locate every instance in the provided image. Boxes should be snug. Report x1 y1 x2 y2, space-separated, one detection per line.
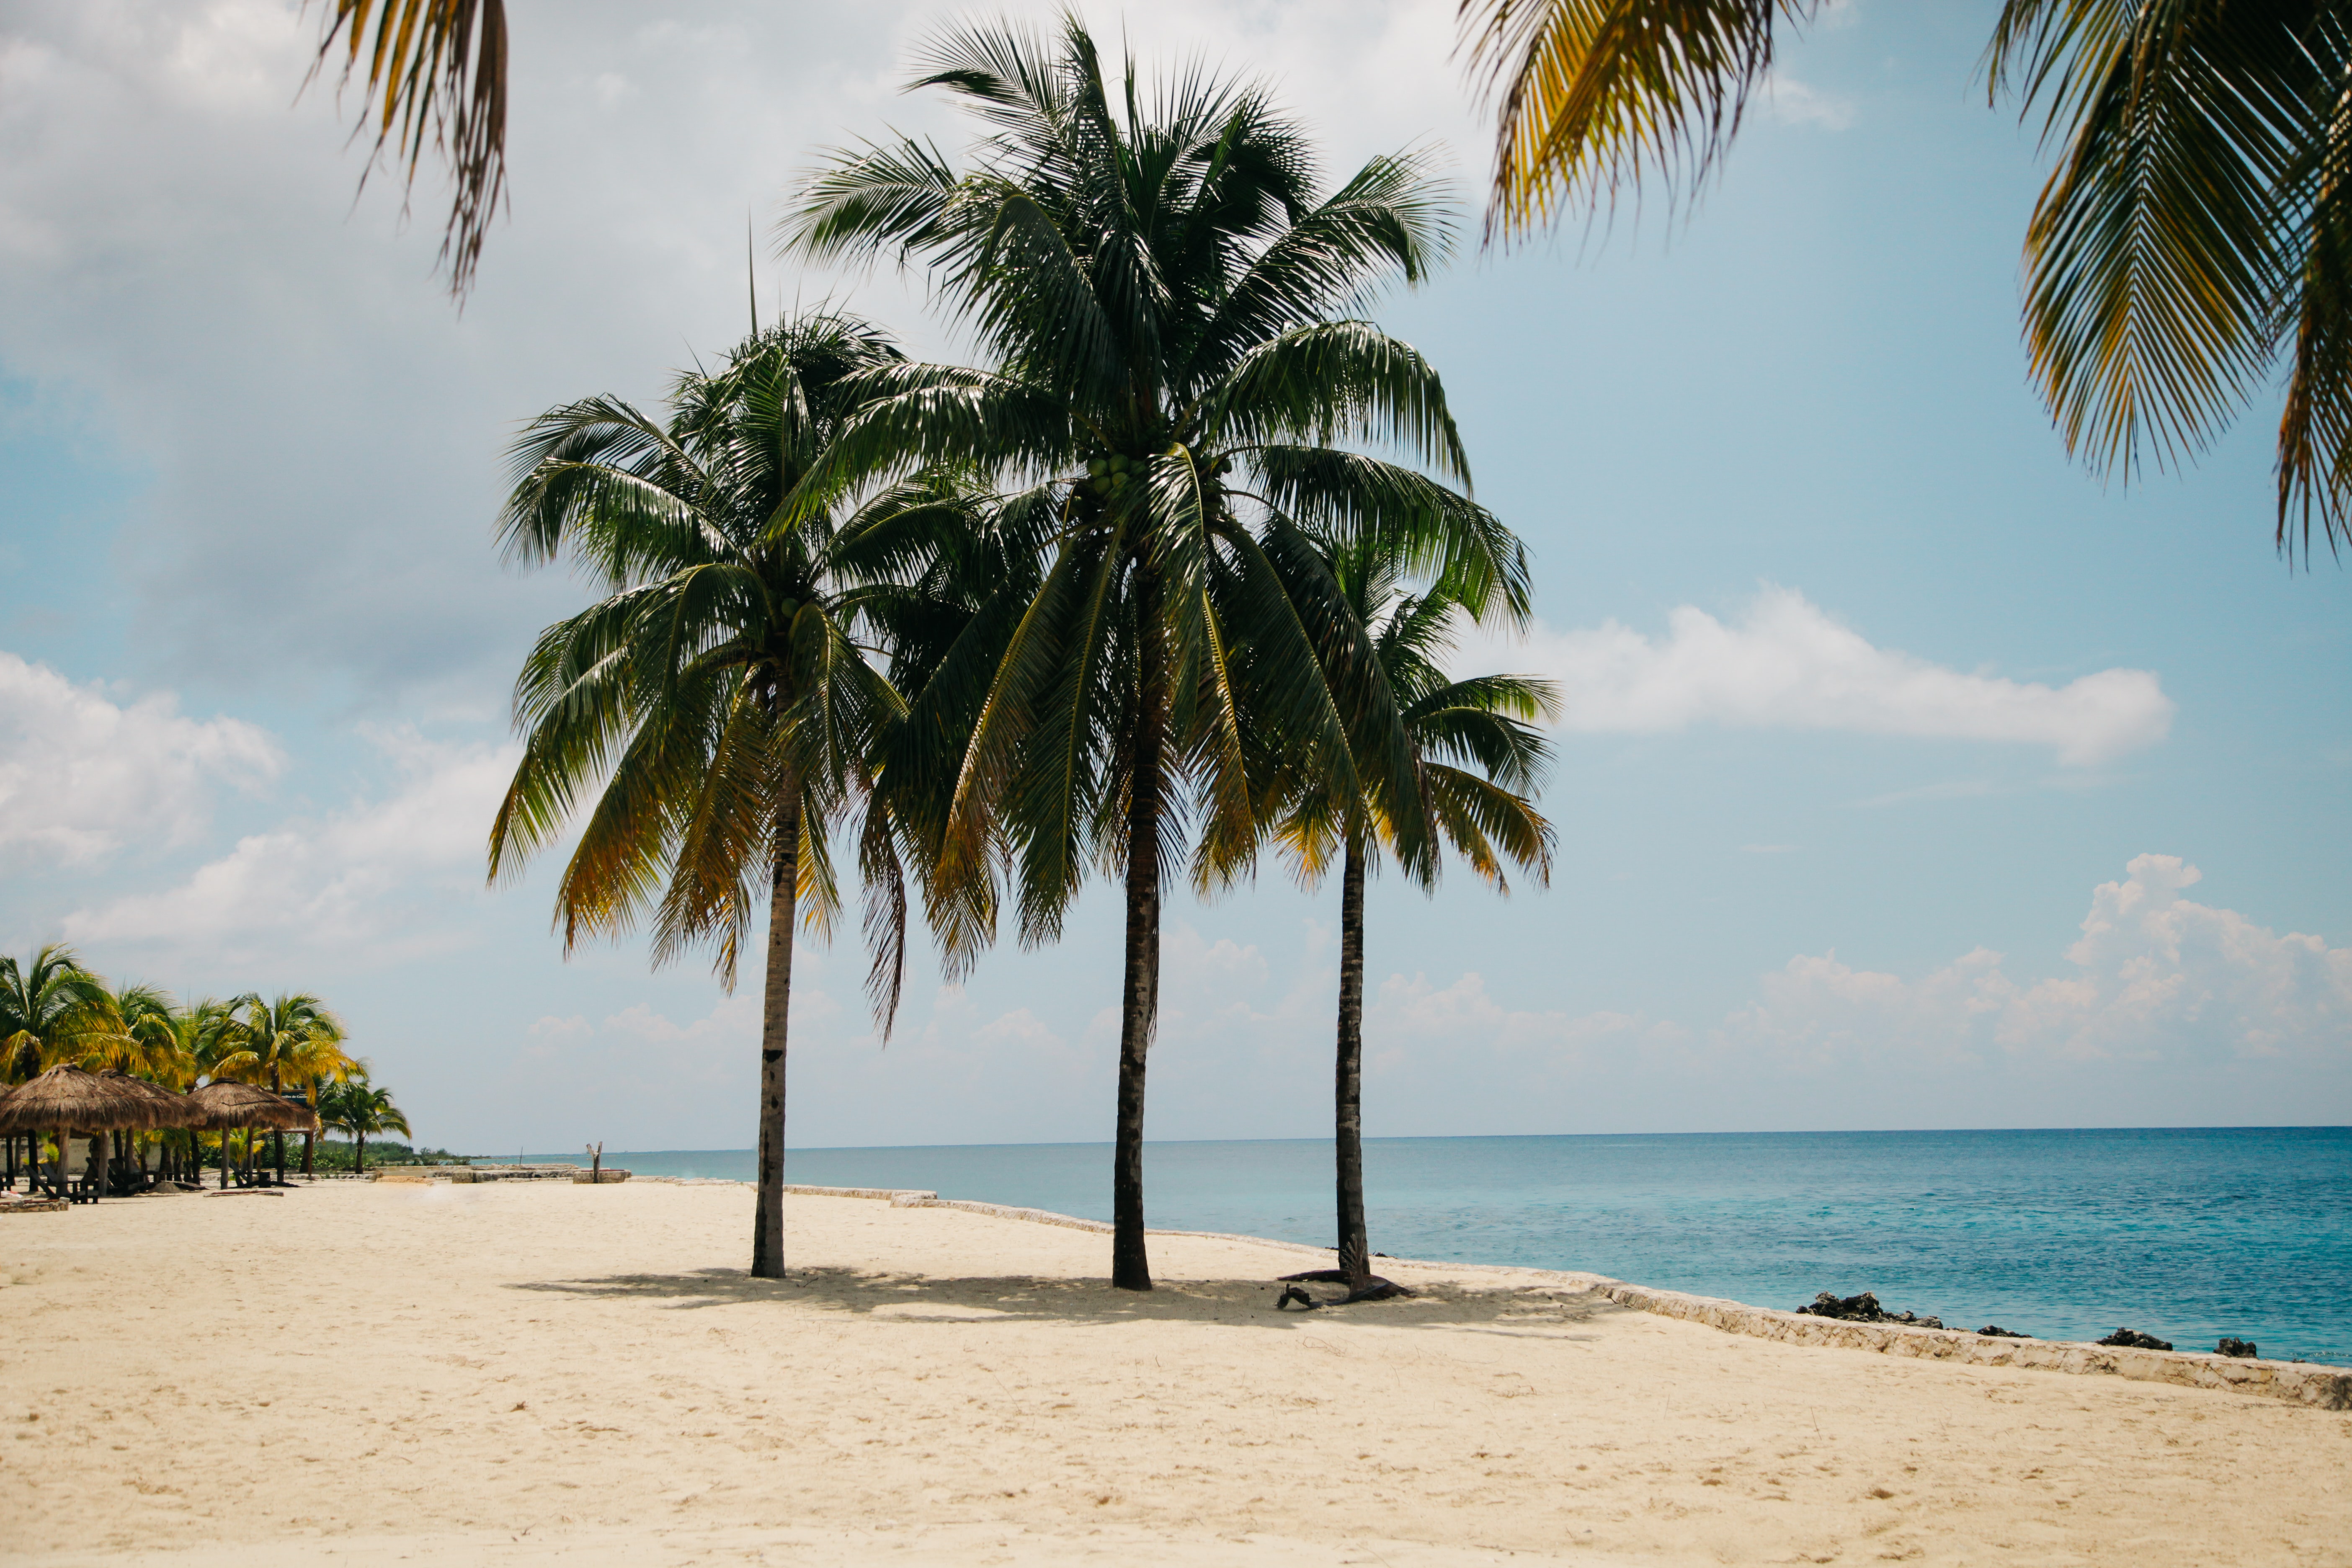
5 1181 2348 1567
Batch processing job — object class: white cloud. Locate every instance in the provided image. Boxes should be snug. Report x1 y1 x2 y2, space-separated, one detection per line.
0 0 1477 700
0 650 281 865
1352 855 2351 1130
1463 586 2174 766
64 727 516 961
1762 75 1856 131
1725 854 2352 1068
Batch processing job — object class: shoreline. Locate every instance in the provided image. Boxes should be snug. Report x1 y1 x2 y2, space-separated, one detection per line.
444 1171 2352 1408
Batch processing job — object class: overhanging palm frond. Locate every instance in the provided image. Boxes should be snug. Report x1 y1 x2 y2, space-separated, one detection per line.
308 0 509 297
1991 3 2307 488
1993 0 2352 554
1458 0 1797 244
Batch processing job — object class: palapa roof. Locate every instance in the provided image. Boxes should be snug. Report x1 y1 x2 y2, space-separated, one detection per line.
98 1070 205 1130
187 1079 318 1133
0 1064 179 1133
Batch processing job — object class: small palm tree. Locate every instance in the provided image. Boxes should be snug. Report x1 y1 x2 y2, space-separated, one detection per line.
785 16 1529 1290
212 993 348 1183
1274 542 1555 1293
321 1074 411 1174
0 946 126 1195
284 1032 358 1179
488 313 914 1279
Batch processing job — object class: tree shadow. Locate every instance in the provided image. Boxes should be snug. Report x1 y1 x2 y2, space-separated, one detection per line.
507 1264 1627 1337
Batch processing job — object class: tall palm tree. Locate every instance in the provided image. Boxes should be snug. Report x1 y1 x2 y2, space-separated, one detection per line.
321 1074 411 1174
212 993 348 1183
1273 543 1556 1295
784 17 1530 1291
1458 0 2352 555
487 313 914 1280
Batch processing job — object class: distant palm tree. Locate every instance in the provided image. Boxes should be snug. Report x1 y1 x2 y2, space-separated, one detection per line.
321 1075 411 1174
488 313 914 1280
284 1033 358 1179
1459 0 2352 554
212 993 348 1183
1274 542 1555 1293
0 946 126 1195
783 16 1528 1290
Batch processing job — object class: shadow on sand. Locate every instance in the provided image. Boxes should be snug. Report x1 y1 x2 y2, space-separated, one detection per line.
506 1265 1627 1338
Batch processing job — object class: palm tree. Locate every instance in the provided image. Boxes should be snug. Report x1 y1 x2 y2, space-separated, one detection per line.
0 946 126 1195
487 313 914 1280
321 1074 411 1174
784 17 1530 1290
212 993 348 1183
1458 0 2352 555
284 1033 358 1179
1272 542 1556 1295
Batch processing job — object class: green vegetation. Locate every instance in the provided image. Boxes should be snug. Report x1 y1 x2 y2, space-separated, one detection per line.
1273 540 1558 1292
320 1073 415 1174
0 946 401 1191
489 314 926 1279
494 18 1551 1291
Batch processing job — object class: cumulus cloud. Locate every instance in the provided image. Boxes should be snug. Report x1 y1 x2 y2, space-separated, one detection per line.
64 727 516 962
0 650 281 865
1727 854 2352 1069
1462 586 2174 766
0 0 1476 700
1357 856 2350 1130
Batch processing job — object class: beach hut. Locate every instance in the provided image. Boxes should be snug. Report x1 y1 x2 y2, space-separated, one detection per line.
188 1082 317 1188
0 1065 175 1203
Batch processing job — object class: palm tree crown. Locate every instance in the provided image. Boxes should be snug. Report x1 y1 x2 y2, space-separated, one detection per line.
0 945 125 1082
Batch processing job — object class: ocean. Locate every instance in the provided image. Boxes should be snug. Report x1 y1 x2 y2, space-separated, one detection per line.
512 1127 2352 1364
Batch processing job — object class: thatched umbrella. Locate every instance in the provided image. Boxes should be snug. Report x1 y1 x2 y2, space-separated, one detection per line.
188 1081 316 1188
99 1072 204 1188
0 1065 171 1202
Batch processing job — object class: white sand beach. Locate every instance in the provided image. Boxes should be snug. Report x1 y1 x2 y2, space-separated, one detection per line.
5 1180 2348 1567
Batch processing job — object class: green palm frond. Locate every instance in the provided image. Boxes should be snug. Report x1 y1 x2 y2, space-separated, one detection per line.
492 312 920 1034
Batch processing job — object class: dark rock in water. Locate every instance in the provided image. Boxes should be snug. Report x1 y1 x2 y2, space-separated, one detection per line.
2215 1337 2258 1359
2096 1328 2174 1351
1975 1325 2027 1338
1793 1291 1940 1329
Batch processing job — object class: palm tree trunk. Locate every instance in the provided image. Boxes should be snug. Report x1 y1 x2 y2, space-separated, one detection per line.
1334 836 1370 1288
1112 570 1164 1294
356 1131 366 1175
271 1067 287 1184
750 787 803 1281
88 1129 105 1203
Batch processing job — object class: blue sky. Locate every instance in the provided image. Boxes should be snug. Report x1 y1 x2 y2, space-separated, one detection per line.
1 1 2346 1154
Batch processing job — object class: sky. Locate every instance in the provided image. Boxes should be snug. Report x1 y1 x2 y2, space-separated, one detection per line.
1 1 2347 1155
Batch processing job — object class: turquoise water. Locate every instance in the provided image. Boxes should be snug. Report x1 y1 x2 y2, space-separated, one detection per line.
518 1128 2352 1364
